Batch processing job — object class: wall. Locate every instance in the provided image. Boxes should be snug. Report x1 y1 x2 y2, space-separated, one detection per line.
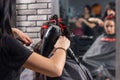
16 0 52 45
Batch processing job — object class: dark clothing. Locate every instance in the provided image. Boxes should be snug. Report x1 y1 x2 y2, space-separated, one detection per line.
82 21 104 41
80 15 94 37
0 34 32 80
82 33 115 79
34 40 93 80
70 36 93 57
47 49 93 80
82 23 93 36
92 24 104 40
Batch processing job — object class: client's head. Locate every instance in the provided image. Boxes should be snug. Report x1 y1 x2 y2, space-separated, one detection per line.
39 15 71 57
104 15 115 35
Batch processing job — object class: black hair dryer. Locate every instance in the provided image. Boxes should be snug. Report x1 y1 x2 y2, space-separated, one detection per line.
40 24 61 57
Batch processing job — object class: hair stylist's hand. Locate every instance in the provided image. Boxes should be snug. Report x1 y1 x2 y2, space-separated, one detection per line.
54 36 70 50
12 28 32 46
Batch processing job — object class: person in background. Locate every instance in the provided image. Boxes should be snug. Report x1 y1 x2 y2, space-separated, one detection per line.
72 18 84 37
72 5 94 57
81 5 93 19
103 2 115 19
89 2 115 27
79 2 115 40
77 4 103 40
91 3 102 18
78 5 94 37
82 15 116 80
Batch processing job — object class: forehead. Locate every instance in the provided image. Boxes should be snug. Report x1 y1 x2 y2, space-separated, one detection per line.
105 20 115 24
107 8 115 11
104 20 115 28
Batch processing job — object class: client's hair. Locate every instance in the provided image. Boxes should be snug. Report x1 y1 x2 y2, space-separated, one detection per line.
33 15 71 53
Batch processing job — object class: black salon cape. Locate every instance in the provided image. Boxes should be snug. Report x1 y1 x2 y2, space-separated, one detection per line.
34 41 93 80
82 33 115 79
47 49 93 80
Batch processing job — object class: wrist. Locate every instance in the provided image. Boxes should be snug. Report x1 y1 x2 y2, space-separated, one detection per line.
12 28 20 35
54 47 67 53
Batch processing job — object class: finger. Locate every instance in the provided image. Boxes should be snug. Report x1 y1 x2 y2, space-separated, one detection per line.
24 40 31 46
26 43 31 46
24 37 32 46
23 38 29 44
26 37 32 43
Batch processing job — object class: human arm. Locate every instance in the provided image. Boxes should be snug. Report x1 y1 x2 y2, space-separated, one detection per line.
4 35 69 77
88 18 104 27
79 18 96 28
12 28 32 46
23 36 70 77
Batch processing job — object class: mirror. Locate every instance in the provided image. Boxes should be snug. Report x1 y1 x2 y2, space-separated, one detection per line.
58 0 115 80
